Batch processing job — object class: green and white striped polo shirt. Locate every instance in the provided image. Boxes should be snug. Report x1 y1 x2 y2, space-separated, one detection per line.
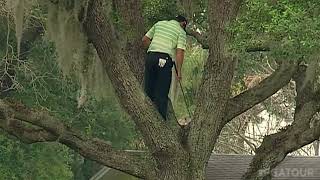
145 20 187 59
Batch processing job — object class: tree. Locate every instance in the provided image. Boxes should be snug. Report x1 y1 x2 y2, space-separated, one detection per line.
1 0 320 179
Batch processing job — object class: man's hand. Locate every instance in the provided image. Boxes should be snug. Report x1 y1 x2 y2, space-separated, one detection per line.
176 71 182 81
175 48 184 81
142 36 151 49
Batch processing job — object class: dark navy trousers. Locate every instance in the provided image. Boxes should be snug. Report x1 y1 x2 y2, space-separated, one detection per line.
144 52 173 120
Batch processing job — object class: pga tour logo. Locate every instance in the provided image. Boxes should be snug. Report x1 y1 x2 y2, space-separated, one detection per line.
258 168 318 178
271 168 315 177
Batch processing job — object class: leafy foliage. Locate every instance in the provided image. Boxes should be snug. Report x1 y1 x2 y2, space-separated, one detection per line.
230 0 320 61
0 11 136 179
143 0 178 28
0 133 73 180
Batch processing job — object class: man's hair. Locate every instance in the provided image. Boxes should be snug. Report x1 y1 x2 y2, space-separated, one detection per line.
175 15 188 31
175 15 188 24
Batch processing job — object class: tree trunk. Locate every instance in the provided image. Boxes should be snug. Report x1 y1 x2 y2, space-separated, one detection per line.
190 168 206 180
187 0 242 176
243 105 320 179
243 64 320 179
113 0 146 83
154 158 206 180
156 168 190 180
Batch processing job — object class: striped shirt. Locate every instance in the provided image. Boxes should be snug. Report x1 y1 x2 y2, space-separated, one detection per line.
145 20 187 59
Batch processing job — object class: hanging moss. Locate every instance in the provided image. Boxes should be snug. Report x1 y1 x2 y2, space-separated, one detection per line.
47 3 84 75
6 0 24 56
87 49 111 100
77 44 111 105
47 0 111 103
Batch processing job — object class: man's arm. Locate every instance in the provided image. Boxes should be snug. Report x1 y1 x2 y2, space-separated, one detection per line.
142 23 156 49
176 30 187 80
175 48 185 80
142 36 151 49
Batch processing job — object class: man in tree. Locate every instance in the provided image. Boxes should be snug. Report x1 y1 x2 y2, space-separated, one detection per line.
142 15 187 120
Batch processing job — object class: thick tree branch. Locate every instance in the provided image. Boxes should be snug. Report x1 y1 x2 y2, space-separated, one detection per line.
114 0 181 135
112 0 146 83
225 60 299 124
112 1 185 136
83 0 182 155
176 0 209 49
243 100 320 179
0 100 156 179
293 64 315 115
186 30 271 52
188 1 243 178
0 118 56 143
230 0 244 19
243 65 320 179
186 28 209 49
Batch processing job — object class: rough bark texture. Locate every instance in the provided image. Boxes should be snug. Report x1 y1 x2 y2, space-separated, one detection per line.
225 60 299 124
243 64 320 179
186 28 209 49
113 0 146 83
84 0 183 154
112 1 181 134
0 100 156 179
187 1 243 179
83 1 190 179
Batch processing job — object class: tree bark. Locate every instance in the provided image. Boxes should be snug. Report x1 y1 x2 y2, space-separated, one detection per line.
225 60 298 124
243 64 320 179
112 0 146 83
83 0 183 154
187 1 243 179
83 1 194 179
0 99 157 179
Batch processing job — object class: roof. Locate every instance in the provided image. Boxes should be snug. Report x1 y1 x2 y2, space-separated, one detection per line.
93 154 320 180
